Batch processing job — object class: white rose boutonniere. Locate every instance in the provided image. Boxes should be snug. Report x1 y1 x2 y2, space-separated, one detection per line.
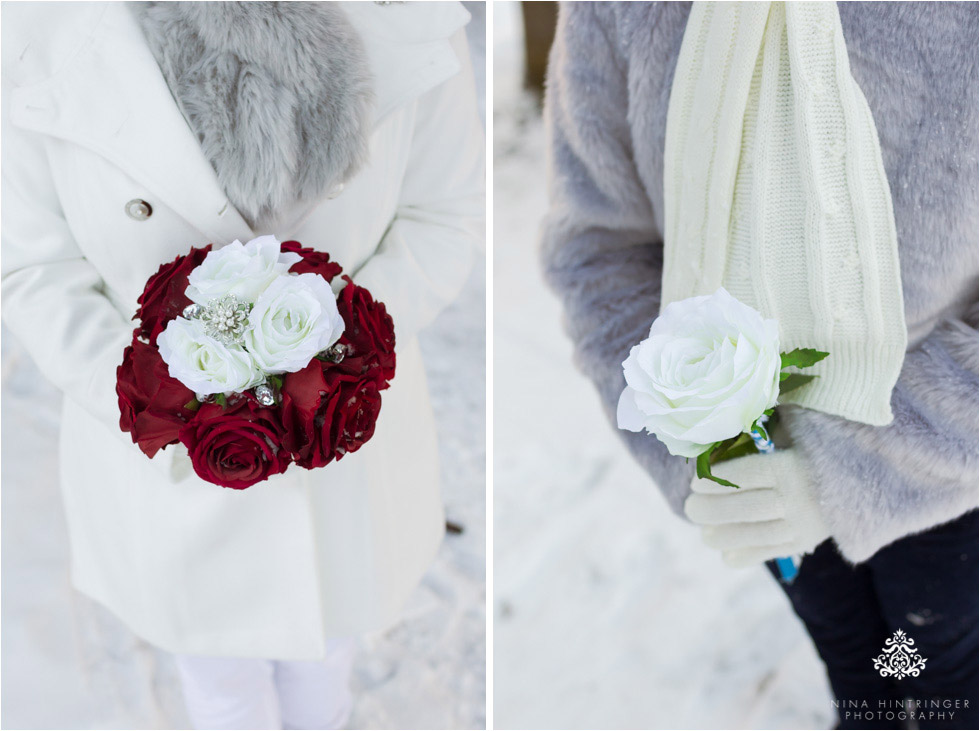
617 287 828 488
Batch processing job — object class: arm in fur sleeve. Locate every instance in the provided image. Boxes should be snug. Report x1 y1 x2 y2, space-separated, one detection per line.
540 3 695 516
351 30 484 343
781 301 980 564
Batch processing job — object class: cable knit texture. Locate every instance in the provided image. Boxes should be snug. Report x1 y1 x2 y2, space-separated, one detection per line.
132 1 374 230
541 1 978 563
664 2 906 426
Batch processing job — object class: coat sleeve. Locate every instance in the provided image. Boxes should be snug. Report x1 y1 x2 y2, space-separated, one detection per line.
540 3 695 516
1 97 133 430
0 83 187 478
351 30 484 344
781 301 980 564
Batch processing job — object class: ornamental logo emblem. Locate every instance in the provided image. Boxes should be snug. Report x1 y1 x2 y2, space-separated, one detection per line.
873 629 927 680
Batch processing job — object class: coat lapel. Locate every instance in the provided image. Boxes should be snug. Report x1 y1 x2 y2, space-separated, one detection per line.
7 1 471 241
7 2 255 244
339 1 471 128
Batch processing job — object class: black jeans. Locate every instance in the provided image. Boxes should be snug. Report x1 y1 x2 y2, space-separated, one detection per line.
767 510 978 731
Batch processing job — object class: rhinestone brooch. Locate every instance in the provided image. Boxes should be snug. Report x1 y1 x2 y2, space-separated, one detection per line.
199 295 252 346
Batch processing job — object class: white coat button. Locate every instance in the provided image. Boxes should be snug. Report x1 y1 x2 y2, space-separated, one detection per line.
125 199 153 221
326 181 346 200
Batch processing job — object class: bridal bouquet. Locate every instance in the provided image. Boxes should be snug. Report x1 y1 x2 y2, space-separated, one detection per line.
116 235 395 489
617 288 827 488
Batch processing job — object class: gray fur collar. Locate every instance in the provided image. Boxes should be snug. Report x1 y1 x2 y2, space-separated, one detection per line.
132 1 373 229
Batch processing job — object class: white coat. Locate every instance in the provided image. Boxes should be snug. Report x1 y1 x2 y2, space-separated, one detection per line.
1 1 484 660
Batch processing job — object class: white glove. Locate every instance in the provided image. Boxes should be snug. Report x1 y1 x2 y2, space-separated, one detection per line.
683 450 831 567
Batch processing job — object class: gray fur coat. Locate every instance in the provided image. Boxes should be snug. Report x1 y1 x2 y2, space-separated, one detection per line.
132 1 373 230
541 1 979 563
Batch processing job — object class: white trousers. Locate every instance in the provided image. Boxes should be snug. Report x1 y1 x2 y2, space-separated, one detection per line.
174 638 357 730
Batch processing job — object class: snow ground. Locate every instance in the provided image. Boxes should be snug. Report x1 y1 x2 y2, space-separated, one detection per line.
491 4 834 729
0 8 486 730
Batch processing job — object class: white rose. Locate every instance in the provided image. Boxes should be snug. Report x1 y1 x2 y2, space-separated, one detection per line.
243 273 345 374
158 317 264 395
185 235 303 304
617 288 781 458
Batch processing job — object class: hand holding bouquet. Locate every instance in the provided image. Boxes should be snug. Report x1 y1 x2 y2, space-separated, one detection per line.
116 235 395 489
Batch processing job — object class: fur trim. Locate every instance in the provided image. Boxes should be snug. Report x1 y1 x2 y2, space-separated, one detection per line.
133 1 374 229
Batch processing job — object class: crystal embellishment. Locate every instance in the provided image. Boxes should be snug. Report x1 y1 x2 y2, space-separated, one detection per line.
322 343 348 364
200 295 252 346
182 303 204 319
254 384 276 407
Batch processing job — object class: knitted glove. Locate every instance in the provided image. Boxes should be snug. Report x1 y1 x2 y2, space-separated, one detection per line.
683 450 831 567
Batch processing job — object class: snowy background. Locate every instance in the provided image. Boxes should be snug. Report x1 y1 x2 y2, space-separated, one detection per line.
491 3 834 729
0 4 486 730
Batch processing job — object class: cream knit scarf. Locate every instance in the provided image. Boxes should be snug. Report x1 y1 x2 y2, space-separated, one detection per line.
663 1 906 426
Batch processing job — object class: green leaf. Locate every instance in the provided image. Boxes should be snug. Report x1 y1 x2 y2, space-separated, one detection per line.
267 374 284 390
710 432 753 464
696 446 740 489
780 372 818 395
214 393 228 408
763 408 775 416
183 398 200 412
717 437 759 462
780 348 830 371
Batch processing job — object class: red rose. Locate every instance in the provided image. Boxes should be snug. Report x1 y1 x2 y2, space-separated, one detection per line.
117 332 196 458
179 399 289 489
278 363 382 468
279 363 353 468
335 277 396 383
332 378 382 457
303 375 348 468
276 276 395 468
278 360 329 466
135 245 212 344
282 240 343 282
